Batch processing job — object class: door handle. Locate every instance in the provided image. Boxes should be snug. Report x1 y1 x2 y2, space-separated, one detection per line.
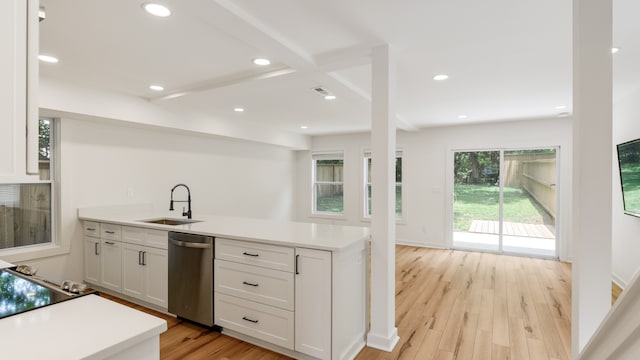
295 254 300 275
94 242 99 255
138 251 142 265
142 251 146 266
169 238 211 249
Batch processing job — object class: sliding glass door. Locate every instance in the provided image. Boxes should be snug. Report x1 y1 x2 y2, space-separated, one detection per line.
453 151 501 252
452 148 558 257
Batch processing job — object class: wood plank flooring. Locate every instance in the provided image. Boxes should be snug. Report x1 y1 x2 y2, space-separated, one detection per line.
103 246 574 360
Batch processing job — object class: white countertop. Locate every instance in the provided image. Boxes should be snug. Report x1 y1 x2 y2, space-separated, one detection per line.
0 294 167 359
78 206 370 252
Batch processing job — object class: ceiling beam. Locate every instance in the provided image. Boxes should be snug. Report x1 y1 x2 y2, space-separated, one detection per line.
147 65 295 102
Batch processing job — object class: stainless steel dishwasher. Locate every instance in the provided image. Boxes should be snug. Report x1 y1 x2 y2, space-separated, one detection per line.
168 231 214 327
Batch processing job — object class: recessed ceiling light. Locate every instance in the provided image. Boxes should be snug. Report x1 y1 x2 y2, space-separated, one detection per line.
555 105 567 110
611 47 620 54
433 74 449 81
142 3 171 17
233 107 245 112
324 95 337 100
457 115 468 119
38 55 58 63
252 58 271 66
300 126 308 129
149 85 164 91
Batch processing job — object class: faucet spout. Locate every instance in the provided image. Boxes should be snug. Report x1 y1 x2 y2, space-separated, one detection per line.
169 184 192 219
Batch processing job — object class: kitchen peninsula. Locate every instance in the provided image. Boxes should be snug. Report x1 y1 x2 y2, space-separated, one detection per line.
78 204 370 360
0 261 167 360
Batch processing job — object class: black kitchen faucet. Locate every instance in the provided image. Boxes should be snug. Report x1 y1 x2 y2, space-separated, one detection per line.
169 184 192 219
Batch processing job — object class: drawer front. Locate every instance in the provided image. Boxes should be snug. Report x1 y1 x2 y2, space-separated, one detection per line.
214 260 294 311
100 223 122 241
144 229 168 249
215 293 293 350
215 238 294 272
123 226 168 249
84 221 100 238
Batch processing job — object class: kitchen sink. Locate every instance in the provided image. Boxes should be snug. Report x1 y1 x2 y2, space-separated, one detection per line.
138 218 202 226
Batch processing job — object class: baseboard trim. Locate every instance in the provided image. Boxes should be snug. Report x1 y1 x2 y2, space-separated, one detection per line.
612 272 627 289
367 327 400 352
396 239 447 249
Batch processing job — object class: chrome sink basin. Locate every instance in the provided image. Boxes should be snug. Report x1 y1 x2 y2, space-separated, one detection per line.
139 218 202 226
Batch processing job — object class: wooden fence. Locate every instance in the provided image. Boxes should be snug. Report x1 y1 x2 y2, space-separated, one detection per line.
316 164 344 197
504 153 556 218
0 184 51 249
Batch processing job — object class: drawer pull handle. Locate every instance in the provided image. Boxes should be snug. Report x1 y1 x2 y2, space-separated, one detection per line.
105 231 116 234
242 316 259 324
242 252 259 257
104 241 115 245
242 281 259 287
87 228 96 231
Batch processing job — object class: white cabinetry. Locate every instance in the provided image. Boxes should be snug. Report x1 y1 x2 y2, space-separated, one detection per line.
83 221 122 292
121 226 168 308
83 222 168 310
215 238 295 349
215 238 366 360
0 0 39 182
295 248 331 360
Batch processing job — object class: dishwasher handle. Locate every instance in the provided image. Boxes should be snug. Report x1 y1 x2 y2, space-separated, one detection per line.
169 238 211 249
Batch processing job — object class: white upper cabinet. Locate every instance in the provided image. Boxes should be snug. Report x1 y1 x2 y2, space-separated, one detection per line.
0 0 39 183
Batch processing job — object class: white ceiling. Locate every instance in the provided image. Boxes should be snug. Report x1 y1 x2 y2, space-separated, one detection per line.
39 0 639 137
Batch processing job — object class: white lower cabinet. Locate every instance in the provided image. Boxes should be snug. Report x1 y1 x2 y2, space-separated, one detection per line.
215 238 366 360
122 243 168 308
295 248 331 360
100 239 122 292
84 236 100 284
83 222 122 292
84 221 168 309
215 293 294 349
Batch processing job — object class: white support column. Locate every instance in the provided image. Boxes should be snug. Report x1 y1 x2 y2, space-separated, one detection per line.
367 44 399 351
572 0 613 356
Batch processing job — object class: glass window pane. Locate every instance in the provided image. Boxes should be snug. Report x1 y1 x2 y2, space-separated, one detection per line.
39 119 51 181
0 183 52 250
396 183 402 216
315 183 344 213
316 160 344 182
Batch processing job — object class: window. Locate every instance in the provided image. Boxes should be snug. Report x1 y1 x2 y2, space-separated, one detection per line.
364 150 403 218
0 119 54 250
312 152 344 215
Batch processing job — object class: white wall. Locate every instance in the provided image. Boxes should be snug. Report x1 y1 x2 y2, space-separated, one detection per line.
612 87 640 287
23 117 296 281
296 117 573 260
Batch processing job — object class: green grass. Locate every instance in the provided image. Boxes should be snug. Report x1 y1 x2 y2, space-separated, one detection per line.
317 186 403 215
453 185 549 232
621 164 640 214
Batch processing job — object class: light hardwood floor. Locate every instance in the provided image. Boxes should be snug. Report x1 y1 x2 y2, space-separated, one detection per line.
104 246 575 360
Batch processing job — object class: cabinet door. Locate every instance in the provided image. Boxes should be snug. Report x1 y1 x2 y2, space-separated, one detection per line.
84 237 101 284
295 248 331 360
122 243 145 299
143 246 168 308
100 240 122 292
0 0 38 181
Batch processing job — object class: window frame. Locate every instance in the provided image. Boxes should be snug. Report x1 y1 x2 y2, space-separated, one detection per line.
311 151 346 218
362 149 404 222
0 117 64 262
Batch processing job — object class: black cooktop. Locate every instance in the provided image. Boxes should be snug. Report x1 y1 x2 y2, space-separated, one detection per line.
0 268 84 320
